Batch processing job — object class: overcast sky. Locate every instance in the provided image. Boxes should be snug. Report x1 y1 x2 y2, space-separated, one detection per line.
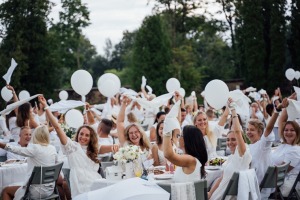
51 0 156 55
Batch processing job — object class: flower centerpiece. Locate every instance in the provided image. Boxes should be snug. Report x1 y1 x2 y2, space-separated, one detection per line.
113 145 141 178
113 145 140 164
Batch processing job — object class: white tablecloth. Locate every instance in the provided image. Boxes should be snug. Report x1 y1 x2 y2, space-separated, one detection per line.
90 168 223 191
74 177 170 200
0 163 27 194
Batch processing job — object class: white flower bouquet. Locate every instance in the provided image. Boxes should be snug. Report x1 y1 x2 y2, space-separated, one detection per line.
113 145 141 164
60 123 76 139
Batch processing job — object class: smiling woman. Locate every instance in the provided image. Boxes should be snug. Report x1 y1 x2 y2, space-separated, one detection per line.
38 95 102 198
271 120 300 197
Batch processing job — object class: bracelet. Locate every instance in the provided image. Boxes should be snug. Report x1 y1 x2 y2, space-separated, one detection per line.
232 115 238 118
44 106 49 111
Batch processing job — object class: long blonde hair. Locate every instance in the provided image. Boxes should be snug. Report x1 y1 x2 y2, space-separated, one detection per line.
124 123 151 151
32 125 50 146
193 111 217 147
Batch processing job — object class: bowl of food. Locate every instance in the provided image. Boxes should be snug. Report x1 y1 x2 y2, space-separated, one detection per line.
209 157 226 166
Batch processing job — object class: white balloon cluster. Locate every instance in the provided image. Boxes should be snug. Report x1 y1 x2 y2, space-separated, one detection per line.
285 68 300 81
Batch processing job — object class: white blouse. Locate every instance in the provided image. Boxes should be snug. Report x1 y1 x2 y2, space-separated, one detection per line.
249 132 275 183
61 138 102 198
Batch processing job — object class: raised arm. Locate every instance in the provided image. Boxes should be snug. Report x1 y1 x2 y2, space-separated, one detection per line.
6 85 19 115
263 98 288 137
39 95 68 145
163 129 195 168
229 99 246 156
218 105 229 126
85 103 95 125
117 96 130 146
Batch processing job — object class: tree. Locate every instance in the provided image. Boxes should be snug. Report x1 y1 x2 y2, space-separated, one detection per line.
130 15 172 94
50 0 90 70
0 0 60 98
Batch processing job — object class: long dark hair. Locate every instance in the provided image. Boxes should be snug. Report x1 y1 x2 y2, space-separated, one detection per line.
16 102 31 127
182 125 208 179
75 125 99 163
156 120 164 145
154 111 166 124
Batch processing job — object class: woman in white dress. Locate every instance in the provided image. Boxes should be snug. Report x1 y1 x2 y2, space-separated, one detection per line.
208 100 252 200
152 121 166 166
40 96 102 198
1 125 57 200
271 120 300 197
193 107 228 159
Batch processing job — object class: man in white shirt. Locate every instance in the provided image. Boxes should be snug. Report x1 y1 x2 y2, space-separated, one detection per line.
6 126 31 160
97 119 118 161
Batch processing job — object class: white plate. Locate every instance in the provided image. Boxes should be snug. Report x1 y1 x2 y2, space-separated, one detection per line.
205 166 221 170
154 174 174 180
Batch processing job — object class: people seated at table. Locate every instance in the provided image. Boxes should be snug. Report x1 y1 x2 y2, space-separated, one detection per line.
271 120 300 197
193 105 229 159
6 126 32 160
117 96 152 159
152 121 166 166
40 96 102 198
208 99 252 200
0 125 58 200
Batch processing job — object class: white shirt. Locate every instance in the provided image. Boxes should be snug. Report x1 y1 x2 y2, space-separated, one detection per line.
98 136 114 158
6 142 31 160
249 132 275 183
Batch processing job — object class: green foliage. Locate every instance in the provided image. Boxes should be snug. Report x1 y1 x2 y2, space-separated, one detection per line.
130 15 172 95
0 0 60 99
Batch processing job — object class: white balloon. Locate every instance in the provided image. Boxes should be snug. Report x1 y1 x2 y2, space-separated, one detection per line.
98 73 121 90
166 78 180 93
178 88 186 97
204 80 229 110
71 70 93 96
18 90 30 100
98 79 119 97
295 71 300 80
285 68 295 81
59 90 68 100
65 109 84 129
1 87 13 102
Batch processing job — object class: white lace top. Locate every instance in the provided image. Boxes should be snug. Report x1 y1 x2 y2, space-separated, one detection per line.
61 138 102 198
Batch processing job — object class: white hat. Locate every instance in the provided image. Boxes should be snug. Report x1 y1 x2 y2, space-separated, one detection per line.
245 86 257 92
163 100 181 135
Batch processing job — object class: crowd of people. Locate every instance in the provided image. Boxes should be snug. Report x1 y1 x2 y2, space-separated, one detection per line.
0 83 299 200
